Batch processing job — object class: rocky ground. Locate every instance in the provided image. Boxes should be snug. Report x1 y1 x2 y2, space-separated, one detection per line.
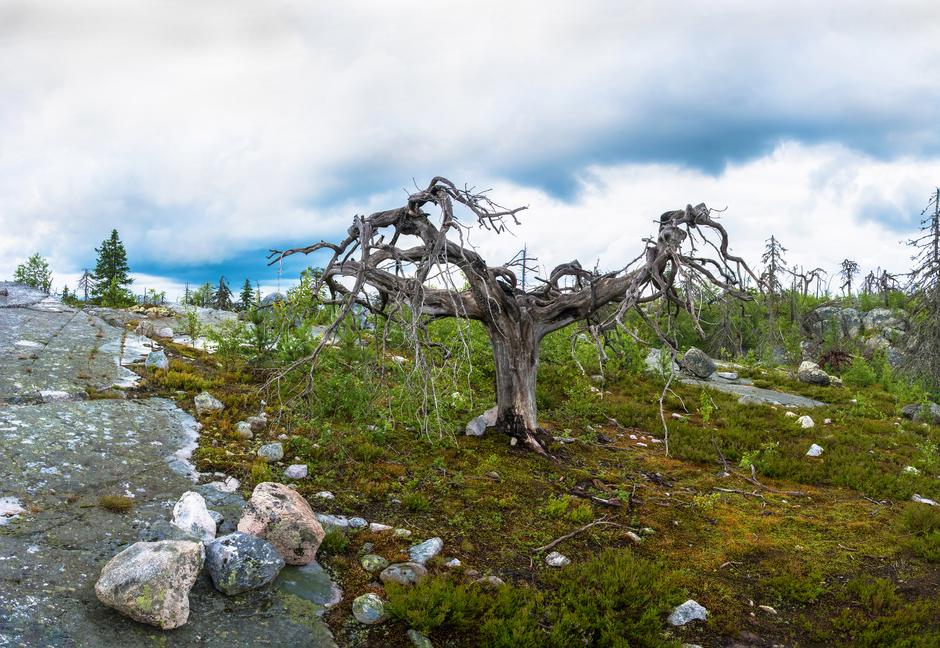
0 283 336 647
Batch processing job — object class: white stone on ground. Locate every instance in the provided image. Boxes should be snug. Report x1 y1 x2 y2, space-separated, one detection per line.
806 443 824 457
545 551 570 567
352 593 387 625
668 599 708 626
409 537 443 565
912 494 938 506
171 491 217 542
797 415 815 429
284 464 308 479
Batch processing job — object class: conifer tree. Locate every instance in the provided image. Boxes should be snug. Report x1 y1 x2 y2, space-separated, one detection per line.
77 268 93 302
240 279 254 310
92 229 132 298
216 276 233 310
13 253 53 293
904 188 940 388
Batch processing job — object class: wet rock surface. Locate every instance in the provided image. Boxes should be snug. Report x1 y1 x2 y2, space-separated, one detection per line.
0 287 336 646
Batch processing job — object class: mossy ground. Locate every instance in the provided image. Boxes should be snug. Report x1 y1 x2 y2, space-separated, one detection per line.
131 333 940 647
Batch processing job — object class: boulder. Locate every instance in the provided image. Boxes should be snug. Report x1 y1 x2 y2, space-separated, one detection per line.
95 540 204 629
409 537 443 565
667 599 708 626
808 306 861 339
901 402 940 425
465 406 498 436
171 491 216 542
205 532 285 595
194 391 224 416
237 482 325 565
352 593 386 625
681 347 716 379
798 361 831 386
135 320 155 337
258 442 284 463
145 350 169 371
863 308 901 331
379 562 428 586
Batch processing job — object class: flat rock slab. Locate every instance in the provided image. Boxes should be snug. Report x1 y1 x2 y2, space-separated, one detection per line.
0 294 335 647
681 377 826 408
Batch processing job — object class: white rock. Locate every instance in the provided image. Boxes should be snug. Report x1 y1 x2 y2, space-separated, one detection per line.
445 558 462 568
904 466 921 475
545 551 570 567
912 494 938 506
284 464 308 479
784 411 797 418
409 537 443 565
758 605 777 614
369 522 393 533
824 418 832 425
313 491 335 500
668 599 708 626
171 491 217 542
797 415 815 429
806 443 824 457
235 421 253 440
194 391 224 416
465 406 498 436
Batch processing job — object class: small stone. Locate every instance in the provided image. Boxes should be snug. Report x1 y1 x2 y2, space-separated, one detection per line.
407 629 433 648
257 442 284 463
912 494 938 506
284 464 308 479
380 562 428 586
369 522 393 533
194 391 224 416
758 605 777 614
668 599 708 626
784 411 797 418
235 421 253 440
806 443 824 457
824 418 833 425
465 406 498 436
145 349 169 371
360 553 390 573
246 415 267 432
205 532 285 595
509 437 517 447
445 558 462 568
171 491 217 542
348 517 368 530
626 531 643 544
409 537 443 565
393 528 412 538
473 575 506 588
352 593 386 625
797 415 815 429
314 491 335 500
545 551 570 567
904 466 921 475
315 513 349 530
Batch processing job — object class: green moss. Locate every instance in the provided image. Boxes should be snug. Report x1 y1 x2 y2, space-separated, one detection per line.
98 495 134 513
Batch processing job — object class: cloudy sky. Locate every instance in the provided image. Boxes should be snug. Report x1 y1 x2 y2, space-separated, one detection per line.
1 0 939 299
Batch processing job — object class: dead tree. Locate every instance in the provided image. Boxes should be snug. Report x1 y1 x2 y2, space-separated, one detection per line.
270 177 754 454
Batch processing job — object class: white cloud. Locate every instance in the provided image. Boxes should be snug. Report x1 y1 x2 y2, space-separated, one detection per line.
1 1 939 291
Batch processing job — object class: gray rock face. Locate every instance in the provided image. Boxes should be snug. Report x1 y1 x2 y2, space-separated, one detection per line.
798 360 831 386
261 292 287 307
901 402 940 425
465 406 498 436
194 391 224 416
409 537 443 565
145 349 169 371
808 306 861 339
258 442 284 463
379 562 428 586
864 308 901 331
352 593 386 625
95 540 205 629
667 599 708 626
681 347 716 379
205 532 285 595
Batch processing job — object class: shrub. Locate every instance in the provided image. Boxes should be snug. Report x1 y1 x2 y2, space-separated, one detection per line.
899 503 940 562
843 356 877 388
318 529 349 555
98 495 134 513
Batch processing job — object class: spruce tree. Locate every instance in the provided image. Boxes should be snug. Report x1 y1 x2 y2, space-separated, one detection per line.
216 276 233 310
904 188 940 389
13 253 53 293
240 279 254 310
92 229 132 298
77 268 93 302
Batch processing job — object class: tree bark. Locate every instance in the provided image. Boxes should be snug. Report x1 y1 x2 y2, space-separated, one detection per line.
485 313 547 454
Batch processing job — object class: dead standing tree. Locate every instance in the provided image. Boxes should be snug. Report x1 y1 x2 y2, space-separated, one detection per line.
270 177 755 454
